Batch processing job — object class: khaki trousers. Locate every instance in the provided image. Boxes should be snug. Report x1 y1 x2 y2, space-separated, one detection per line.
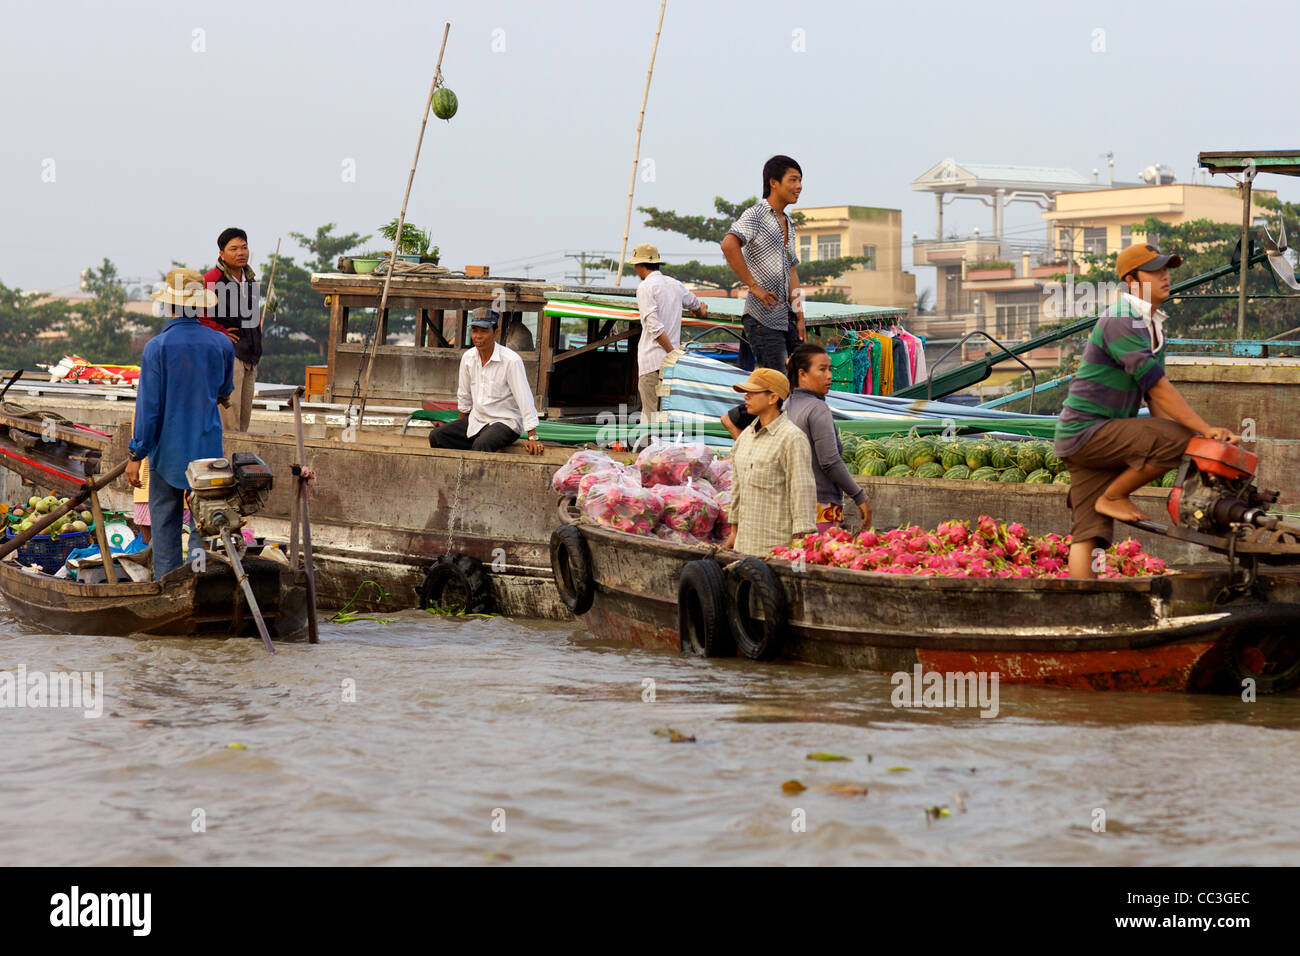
221 360 257 432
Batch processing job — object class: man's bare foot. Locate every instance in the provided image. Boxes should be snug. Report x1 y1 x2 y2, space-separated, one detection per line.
1094 495 1145 523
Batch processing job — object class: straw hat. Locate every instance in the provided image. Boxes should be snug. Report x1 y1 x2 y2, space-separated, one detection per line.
628 243 665 266
151 268 216 308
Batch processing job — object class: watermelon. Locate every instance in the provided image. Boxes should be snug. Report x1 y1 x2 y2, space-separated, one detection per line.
861 440 886 460
1161 468 1178 488
969 466 999 482
998 467 1026 483
1025 468 1053 484
990 444 1015 470
1053 471 1071 485
940 447 966 470
965 444 992 470
1044 449 1063 474
1016 444 1045 475
885 444 909 469
431 87 458 120
905 439 938 470
840 433 863 460
914 461 945 479
942 465 970 481
860 458 890 478
885 464 914 478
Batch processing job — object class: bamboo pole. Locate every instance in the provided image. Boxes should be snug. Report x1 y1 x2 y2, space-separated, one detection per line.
259 238 281 329
0 460 128 560
353 22 452 427
87 489 117 584
614 0 667 287
1238 172 1253 341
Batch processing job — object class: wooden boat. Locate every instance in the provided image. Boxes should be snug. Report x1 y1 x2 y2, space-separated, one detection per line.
0 549 310 639
552 509 1300 694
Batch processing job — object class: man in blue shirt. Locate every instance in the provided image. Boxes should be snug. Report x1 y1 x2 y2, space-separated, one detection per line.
127 268 234 580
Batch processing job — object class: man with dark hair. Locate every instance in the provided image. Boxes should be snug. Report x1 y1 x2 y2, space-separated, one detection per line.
204 227 260 432
630 243 707 421
1055 243 1240 578
721 155 807 372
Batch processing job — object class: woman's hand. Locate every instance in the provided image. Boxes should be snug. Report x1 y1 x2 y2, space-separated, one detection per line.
858 500 872 528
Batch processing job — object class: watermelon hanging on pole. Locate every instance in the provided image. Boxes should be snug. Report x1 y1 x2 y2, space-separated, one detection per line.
432 87 458 120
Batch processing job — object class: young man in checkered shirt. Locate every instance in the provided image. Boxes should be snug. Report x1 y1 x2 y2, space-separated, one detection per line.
721 155 807 373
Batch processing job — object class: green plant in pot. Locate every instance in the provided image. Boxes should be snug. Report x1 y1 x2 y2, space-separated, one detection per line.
378 218 439 263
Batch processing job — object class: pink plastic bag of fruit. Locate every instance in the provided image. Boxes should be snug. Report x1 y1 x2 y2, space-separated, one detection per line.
707 457 733 491
649 479 720 538
711 489 734 543
552 450 617 496
654 525 705 547
635 441 712 488
576 463 639 503
580 480 664 535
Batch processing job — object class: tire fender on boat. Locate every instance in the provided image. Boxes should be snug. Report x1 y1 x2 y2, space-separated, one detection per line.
678 559 734 657
724 557 789 661
418 553 495 614
550 525 594 615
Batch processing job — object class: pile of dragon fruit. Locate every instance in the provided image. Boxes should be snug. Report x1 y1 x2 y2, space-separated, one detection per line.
553 443 731 544
771 515 1170 578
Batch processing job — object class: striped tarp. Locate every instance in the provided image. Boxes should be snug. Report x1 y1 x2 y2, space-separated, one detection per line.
659 353 1060 438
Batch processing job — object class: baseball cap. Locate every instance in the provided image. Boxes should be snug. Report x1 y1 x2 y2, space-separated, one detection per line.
1116 243 1183 280
732 367 790 400
469 310 500 329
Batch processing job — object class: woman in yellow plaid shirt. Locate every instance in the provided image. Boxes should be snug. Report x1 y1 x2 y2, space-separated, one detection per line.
723 367 818 557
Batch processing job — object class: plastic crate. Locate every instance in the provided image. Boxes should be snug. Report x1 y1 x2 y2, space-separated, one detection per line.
5 527 93 574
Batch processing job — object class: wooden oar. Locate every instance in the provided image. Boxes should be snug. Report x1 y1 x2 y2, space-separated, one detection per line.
0 369 23 403
0 459 128 561
291 386 320 643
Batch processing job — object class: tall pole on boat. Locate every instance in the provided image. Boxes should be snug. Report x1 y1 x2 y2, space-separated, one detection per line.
614 0 667 287
1237 161 1255 341
259 238 281 330
352 22 452 426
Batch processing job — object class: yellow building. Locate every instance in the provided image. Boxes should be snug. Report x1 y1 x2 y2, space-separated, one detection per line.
794 205 915 311
1045 183 1276 262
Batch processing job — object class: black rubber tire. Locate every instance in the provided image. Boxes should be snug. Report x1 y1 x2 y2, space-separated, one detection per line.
1223 620 1300 695
418 553 494 614
550 525 594 615
678 559 734 657
725 557 789 661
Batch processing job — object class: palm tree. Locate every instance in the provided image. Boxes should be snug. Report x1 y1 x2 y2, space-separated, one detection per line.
914 288 933 314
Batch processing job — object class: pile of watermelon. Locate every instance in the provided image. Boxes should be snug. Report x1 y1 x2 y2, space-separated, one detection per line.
839 433 1177 488
769 516 1170 578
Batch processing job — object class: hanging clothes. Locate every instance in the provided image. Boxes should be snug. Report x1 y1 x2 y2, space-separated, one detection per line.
891 334 910 390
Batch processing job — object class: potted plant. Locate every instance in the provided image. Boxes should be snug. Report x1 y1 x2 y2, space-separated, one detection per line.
378 218 439 264
967 259 1015 280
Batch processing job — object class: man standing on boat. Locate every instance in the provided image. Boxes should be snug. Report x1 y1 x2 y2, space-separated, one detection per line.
127 268 234 580
721 155 807 372
430 312 545 455
1055 243 1240 578
631 243 708 422
203 227 260 432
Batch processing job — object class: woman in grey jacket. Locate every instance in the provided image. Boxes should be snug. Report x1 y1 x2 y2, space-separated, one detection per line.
783 344 872 532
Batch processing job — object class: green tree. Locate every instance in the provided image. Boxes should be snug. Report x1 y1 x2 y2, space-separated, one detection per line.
0 281 70 370
288 223 372 274
618 196 872 292
68 259 134 363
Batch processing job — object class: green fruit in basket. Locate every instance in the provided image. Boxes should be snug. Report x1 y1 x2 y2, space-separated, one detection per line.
940 447 965 470
943 465 970 480
1017 445 1045 474
969 466 999 482
1044 449 1063 474
999 467 1027 483
81 510 91 522
906 440 938 470
1053 471 1071 485
1025 468 1053 484
885 444 909 469
885 464 914 478
71 520 88 532
990 444 1015 470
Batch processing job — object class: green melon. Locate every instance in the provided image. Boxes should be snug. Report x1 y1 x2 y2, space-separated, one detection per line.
861 440 886 460
1044 449 1063 474
885 444 909 469
990 444 1015 470
914 461 945 479
431 87 458 120
998 467 1026 483
1053 471 1071 485
965 444 992 470
1016 445 1045 475
1025 468 1053 484
942 465 970 481
905 439 938 470
940 447 966 470
1161 468 1178 488
885 464 914 478
860 458 890 478
969 466 999 482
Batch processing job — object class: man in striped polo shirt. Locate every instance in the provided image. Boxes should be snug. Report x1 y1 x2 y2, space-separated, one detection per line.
1055 243 1240 578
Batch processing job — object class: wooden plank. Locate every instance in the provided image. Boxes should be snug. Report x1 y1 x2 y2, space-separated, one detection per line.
551 329 638 365
326 293 344 402
0 410 112 451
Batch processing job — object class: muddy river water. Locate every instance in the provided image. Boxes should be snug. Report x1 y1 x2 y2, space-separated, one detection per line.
3 609 1299 865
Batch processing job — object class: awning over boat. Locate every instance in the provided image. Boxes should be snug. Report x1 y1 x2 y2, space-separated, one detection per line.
545 292 906 329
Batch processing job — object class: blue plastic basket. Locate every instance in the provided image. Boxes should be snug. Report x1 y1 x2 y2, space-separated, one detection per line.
5 527 93 574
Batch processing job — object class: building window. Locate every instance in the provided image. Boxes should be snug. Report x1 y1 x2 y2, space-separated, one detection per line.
817 234 841 260
1083 227 1107 258
800 235 811 262
1120 225 1132 248
995 292 1040 339
1057 229 1075 258
860 244 877 270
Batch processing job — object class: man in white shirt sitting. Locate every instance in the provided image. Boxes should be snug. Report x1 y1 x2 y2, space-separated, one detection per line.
430 312 545 455
631 243 707 421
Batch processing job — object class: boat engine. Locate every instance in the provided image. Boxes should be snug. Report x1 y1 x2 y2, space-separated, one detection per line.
185 453 274 537
1166 438 1280 535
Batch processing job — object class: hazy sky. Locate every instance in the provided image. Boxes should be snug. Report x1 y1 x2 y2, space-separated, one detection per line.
3 0 1297 298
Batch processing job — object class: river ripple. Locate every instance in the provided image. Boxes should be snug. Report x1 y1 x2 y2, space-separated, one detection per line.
2 608 1299 865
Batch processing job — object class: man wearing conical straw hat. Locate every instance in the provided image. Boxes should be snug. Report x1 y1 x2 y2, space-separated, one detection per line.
126 268 234 580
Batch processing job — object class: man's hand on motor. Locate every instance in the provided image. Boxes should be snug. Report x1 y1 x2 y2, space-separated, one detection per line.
1206 426 1241 445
